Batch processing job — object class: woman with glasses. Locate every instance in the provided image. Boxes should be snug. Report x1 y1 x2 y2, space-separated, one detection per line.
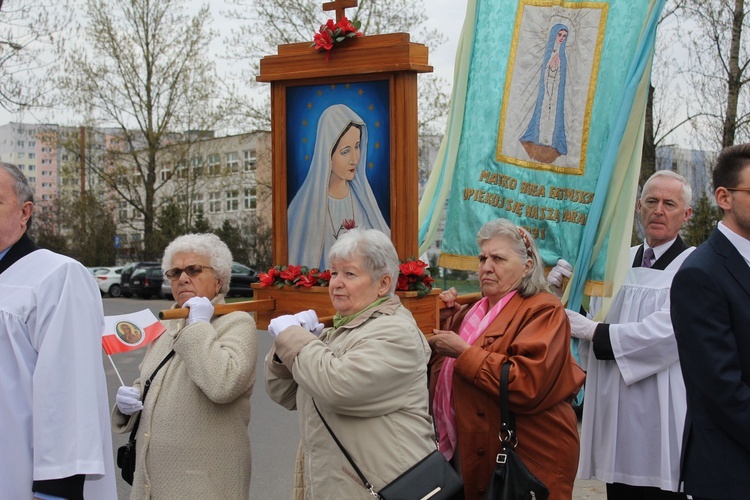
265 229 435 498
112 233 257 498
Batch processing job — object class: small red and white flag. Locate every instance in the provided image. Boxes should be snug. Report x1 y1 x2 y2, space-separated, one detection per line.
102 309 166 355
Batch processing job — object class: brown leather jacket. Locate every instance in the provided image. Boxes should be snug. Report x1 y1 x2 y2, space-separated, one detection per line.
431 291 585 500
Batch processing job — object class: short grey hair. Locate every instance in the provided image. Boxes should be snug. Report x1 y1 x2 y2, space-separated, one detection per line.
328 228 399 295
642 170 692 207
476 219 549 298
0 161 34 231
161 233 233 295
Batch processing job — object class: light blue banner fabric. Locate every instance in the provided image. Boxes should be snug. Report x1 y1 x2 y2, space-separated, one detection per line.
438 0 664 308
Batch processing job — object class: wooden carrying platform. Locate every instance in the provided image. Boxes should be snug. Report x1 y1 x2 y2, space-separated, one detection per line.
158 290 484 338
251 285 442 335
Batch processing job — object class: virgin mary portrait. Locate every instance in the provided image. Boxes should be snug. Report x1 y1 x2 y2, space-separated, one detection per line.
287 104 390 270
116 322 142 345
519 23 569 164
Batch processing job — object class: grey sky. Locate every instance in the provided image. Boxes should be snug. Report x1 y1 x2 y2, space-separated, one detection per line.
0 1 468 128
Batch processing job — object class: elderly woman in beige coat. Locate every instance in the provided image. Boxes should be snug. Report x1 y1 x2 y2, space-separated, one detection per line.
112 233 257 499
265 228 435 499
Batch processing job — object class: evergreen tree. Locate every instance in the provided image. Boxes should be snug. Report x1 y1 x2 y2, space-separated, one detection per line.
154 202 187 254
66 193 118 265
30 199 69 256
683 194 720 246
191 207 212 233
215 219 243 262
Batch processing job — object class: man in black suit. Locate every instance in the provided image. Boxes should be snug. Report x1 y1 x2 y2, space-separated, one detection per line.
671 143 750 500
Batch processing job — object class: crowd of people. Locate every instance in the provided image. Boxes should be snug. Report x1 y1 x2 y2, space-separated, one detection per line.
2 144 748 500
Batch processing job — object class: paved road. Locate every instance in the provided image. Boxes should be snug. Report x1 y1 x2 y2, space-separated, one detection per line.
102 297 605 499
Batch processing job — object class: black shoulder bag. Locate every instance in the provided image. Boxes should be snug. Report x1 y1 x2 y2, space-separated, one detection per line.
485 362 549 500
116 350 175 485
313 399 463 499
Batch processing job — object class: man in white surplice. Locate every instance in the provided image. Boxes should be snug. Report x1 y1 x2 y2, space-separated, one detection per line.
553 170 693 500
0 162 116 499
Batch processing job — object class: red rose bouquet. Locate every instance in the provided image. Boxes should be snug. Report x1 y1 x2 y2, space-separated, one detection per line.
259 265 332 288
396 258 435 298
260 259 433 297
312 16 363 60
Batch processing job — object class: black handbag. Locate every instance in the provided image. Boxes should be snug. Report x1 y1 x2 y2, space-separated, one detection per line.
116 350 175 485
116 439 137 485
485 363 549 500
313 399 464 499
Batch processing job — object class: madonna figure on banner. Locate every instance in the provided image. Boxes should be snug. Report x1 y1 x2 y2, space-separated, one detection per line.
520 24 570 164
288 104 390 270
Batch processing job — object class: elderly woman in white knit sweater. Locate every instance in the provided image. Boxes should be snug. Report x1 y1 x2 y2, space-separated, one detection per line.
112 233 257 499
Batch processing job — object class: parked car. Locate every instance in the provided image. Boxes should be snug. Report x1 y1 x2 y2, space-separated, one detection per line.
120 261 160 297
160 262 259 300
93 266 124 297
161 278 173 300
129 266 164 299
228 262 259 297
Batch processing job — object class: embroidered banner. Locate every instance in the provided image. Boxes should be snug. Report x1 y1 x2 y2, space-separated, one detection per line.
426 0 664 305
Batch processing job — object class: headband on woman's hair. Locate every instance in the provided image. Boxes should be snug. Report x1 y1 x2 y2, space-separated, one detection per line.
518 227 532 257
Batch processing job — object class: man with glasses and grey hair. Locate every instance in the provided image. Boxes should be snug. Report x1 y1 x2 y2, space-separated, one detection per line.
552 170 694 499
671 144 750 500
0 162 116 499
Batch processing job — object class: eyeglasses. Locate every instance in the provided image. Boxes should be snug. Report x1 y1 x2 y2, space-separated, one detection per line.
164 264 213 281
727 187 750 192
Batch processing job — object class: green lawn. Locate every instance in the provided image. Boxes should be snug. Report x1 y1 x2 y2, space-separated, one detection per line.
433 279 481 295
226 295 253 303
230 278 483 301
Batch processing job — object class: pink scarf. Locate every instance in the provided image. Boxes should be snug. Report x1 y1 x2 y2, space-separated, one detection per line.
433 290 517 460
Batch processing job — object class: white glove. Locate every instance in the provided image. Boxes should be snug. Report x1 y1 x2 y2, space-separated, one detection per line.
310 323 325 336
294 309 325 337
184 296 214 325
116 386 143 415
268 314 301 339
547 259 573 298
565 309 597 341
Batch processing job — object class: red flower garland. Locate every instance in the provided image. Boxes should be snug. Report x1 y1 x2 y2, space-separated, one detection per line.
260 259 433 297
312 16 363 60
258 266 331 288
395 259 434 297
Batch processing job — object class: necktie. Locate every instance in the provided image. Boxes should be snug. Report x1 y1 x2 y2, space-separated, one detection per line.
642 247 655 268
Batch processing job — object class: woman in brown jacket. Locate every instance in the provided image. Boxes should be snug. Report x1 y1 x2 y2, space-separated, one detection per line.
429 219 585 500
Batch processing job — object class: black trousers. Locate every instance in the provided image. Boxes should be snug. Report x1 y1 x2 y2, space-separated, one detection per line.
606 482 688 500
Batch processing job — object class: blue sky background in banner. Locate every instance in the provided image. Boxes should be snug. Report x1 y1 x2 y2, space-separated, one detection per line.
286 80 391 225
442 0 658 278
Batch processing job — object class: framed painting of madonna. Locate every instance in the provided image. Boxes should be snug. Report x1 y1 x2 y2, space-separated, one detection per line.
257 32 432 270
285 79 391 270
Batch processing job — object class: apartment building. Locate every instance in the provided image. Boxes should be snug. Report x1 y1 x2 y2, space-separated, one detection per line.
0 122 272 262
114 131 272 260
0 123 123 210
655 144 715 202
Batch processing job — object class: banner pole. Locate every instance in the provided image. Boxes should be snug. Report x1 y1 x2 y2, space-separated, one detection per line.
107 354 125 386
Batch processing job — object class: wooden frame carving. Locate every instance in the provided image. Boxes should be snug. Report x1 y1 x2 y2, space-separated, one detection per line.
258 33 432 266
